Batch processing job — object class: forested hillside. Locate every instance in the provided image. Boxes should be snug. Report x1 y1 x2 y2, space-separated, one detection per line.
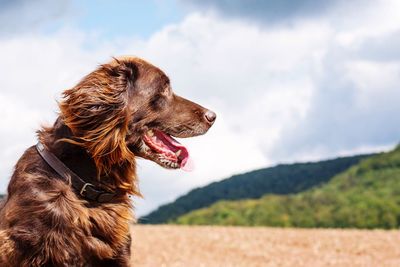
175 146 400 228
141 154 371 223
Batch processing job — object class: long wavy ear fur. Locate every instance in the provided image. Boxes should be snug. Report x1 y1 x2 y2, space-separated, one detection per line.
59 59 139 195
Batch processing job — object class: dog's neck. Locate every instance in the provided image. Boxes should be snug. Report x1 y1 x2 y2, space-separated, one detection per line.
38 117 115 190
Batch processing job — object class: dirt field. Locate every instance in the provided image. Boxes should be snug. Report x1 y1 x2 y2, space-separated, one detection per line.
131 225 400 267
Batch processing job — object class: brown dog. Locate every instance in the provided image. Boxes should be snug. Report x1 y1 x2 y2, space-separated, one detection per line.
0 57 216 266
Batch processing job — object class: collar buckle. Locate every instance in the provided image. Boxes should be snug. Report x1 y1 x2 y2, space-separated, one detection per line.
80 183 94 197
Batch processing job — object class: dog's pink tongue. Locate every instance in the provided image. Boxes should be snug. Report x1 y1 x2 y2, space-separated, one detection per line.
181 156 195 172
153 130 195 172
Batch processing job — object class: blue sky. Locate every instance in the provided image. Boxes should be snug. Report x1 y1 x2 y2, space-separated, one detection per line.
0 0 399 216
72 0 184 39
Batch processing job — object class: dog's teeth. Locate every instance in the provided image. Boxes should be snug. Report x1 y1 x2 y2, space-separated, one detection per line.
148 130 154 136
176 150 182 157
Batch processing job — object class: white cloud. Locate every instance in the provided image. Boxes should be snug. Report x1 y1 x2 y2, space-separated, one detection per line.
1 1 400 216
0 0 72 36
181 0 372 24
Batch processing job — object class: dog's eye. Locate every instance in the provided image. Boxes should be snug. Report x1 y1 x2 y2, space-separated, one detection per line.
150 94 167 110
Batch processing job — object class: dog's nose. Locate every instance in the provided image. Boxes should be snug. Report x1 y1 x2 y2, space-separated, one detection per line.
205 110 216 124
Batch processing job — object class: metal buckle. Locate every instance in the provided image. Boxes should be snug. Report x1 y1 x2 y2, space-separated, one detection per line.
80 183 93 196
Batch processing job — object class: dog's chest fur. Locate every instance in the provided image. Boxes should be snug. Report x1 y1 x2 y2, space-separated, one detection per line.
0 147 133 266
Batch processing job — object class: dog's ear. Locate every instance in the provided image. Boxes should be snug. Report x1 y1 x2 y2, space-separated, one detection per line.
59 60 138 180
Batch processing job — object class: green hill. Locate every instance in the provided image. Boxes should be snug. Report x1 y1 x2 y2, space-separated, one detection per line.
174 146 400 229
140 154 372 224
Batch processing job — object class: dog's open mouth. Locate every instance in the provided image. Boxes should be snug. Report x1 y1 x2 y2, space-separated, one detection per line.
141 129 194 171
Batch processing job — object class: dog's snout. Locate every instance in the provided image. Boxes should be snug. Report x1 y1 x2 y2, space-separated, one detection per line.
204 110 216 124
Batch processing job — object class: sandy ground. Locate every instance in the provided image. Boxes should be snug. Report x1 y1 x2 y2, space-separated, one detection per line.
131 225 400 267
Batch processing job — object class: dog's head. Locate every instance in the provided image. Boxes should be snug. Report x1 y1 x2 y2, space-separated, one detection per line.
59 57 216 175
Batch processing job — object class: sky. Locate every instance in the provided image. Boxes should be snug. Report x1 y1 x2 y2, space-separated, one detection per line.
0 0 399 216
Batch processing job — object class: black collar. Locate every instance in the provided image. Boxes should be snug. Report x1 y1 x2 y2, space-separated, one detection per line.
36 142 117 203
